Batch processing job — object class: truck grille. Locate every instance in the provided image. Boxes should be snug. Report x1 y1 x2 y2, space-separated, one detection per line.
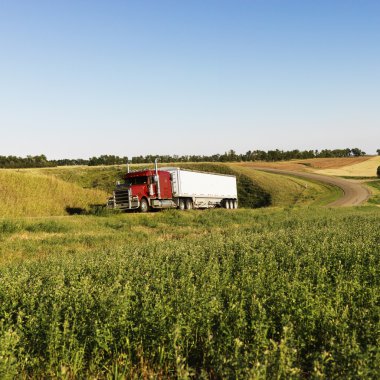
114 189 130 209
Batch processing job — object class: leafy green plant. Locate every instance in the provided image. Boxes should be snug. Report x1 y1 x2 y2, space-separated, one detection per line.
0 220 21 234
0 208 379 377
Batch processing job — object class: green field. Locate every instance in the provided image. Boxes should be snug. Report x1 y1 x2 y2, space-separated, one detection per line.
0 164 379 378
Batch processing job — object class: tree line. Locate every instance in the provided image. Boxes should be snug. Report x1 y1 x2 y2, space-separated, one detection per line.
0 148 376 168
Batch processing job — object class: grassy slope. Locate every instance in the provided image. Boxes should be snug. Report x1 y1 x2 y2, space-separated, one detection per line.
366 180 380 206
316 156 380 177
0 170 107 217
29 163 272 209
18 165 127 194
229 164 342 207
3 160 349 219
0 208 379 378
32 162 341 208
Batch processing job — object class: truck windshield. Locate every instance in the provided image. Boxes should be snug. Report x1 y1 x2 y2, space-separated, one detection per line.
127 176 148 185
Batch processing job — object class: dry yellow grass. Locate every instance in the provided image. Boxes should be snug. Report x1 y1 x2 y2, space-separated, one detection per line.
316 156 380 177
0 170 107 217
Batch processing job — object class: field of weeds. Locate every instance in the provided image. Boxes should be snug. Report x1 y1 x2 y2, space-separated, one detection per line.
1 207 379 378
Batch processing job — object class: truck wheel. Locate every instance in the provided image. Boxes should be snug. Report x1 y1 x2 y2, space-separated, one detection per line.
178 199 185 211
185 199 193 210
139 198 149 213
233 200 238 209
224 199 230 209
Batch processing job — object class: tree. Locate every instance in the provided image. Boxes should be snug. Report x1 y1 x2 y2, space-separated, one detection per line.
377 149 380 156
377 166 380 178
351 148 365 157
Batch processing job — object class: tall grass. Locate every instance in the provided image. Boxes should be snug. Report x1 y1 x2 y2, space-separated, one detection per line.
0 171 107 217
0 208 379 378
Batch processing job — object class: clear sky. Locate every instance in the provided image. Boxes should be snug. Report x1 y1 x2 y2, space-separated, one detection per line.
0 0 379 159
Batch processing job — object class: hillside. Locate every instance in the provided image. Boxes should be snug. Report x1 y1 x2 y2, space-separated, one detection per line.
236 156 379 178
16 165 127 194
0 170 107 218
29 163 272 209
230 164 341 207
316 156 380 177
32 162 340 208
1 159 367 218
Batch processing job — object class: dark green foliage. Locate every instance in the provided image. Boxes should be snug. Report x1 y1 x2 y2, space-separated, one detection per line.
0 220 70 235
24 221 68 233
0 148 370 168
377 166 380 177
0 209 379 378
0 220 21 234
87 204 121 216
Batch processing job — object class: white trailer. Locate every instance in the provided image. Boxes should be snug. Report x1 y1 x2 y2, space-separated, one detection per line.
162 167 238 210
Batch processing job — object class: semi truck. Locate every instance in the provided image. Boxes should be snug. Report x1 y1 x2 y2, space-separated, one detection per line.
108 160 238 212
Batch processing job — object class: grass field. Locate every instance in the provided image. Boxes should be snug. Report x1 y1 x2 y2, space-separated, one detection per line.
1 207 379 378
1 162 379 378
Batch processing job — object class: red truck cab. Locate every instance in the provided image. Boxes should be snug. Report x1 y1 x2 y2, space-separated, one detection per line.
112 169 173 212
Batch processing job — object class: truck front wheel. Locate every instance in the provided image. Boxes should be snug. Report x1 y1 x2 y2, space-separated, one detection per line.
139 198 149 213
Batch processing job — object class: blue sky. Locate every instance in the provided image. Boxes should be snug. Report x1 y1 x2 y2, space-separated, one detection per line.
0 0 379 158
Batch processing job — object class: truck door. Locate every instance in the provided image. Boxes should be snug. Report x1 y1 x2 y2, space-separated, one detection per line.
158 172 173 199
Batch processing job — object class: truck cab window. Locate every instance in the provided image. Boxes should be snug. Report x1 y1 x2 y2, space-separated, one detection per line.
128 176 148 185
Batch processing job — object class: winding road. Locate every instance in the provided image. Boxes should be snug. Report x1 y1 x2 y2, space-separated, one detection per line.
254 168 371 207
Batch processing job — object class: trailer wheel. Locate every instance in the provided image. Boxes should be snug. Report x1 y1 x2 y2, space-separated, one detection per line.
139 198 149 213
185 199 193 210
178 199 185 211
224 199 230 209
233 200 238 209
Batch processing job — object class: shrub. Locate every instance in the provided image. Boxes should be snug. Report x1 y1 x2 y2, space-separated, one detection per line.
0 220 21 234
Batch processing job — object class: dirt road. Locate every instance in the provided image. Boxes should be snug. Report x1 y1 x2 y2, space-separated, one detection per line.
253 168 371 207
